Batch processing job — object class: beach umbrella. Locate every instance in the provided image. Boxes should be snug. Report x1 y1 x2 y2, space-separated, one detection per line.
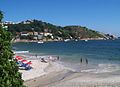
16 56 23 61
16 56 22 59
16 56 19 58
27 61 32 65
17 57 22 60
21 60 28 63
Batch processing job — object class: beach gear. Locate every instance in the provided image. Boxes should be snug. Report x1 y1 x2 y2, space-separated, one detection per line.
26 61 32 65
21 59 28 63
15 56 23 66
19 63 32 70
15 56 32 70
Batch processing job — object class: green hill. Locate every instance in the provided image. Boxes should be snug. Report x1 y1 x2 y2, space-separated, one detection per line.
5 19 108 40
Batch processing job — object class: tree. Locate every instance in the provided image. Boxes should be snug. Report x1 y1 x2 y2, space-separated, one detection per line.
0 11 3 21
0 11 25 87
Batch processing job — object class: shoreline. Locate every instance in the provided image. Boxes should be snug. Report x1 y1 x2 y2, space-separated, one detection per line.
15 54 120 87
16 54 74 81
13 38 115 43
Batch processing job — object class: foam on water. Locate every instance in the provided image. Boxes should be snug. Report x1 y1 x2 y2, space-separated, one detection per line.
81 63 120 73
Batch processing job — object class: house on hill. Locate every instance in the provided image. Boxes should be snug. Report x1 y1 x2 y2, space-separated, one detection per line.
20 31 29 36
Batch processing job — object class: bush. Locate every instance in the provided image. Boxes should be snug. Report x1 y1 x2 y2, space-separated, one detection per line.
0 11 25 87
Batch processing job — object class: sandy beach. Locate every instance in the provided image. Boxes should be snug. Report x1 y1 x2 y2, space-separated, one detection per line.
16 54 120 87
19 60 49 81
24 71 120 87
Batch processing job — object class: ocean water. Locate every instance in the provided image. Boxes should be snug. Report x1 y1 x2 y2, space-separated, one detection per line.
12 40 120 73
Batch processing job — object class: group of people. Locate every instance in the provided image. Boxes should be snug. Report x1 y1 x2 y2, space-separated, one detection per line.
35 54 60 63
80 58 88 64
35 54 88 65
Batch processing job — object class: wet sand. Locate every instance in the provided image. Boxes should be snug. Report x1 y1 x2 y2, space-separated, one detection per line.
24 71 120 87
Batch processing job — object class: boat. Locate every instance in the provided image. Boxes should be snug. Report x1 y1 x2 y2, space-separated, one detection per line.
85 39 88 42
37 41 44 43
64 39 70 42
75 39 78 41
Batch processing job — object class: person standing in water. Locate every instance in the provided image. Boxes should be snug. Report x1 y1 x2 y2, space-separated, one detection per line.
57 56 59 60
35 54 37 58
86 58 88 64
80 58 88 64
80 58 82 63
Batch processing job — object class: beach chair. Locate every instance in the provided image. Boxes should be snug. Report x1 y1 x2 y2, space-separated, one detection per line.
18 60 32 70
19 63 32 70
15 56 32 70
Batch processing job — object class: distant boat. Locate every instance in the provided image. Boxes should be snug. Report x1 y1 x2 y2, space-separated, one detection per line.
64 39 70 42
85 39 88 42
37 41 44 43
75 39 78 41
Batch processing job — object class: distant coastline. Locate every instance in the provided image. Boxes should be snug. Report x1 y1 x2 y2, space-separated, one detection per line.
2 19 117 43
13 37 117 43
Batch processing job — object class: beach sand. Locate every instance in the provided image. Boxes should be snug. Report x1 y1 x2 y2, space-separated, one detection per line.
24 71 120 87
19 60 49 81
17 55 120 87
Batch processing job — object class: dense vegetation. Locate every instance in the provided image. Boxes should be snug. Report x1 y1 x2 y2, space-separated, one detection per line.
0 11 24 87
7 20 105 39
63 26 104 39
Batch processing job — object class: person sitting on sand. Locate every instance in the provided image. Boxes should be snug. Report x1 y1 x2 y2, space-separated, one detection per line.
41 58 47 63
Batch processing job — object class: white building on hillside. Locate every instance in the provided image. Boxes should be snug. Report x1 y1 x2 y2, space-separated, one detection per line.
44 32 52 36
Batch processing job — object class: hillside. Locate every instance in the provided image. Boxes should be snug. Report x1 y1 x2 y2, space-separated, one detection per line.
3 19 115 41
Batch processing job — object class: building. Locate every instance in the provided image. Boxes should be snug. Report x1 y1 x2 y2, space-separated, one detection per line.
28 32 34 35
38 35 43 40
33 36 38 40
33 32 38 36
20 31 29 36
44 32 53 36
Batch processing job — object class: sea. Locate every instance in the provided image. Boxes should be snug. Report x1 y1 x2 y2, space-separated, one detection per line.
12 40 120 73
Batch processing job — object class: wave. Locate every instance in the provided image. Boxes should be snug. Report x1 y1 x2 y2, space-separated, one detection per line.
81 63 120 73
13 51 29 54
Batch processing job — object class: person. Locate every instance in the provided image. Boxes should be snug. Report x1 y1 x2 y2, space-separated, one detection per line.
80 58 82 63
35 54 37 58
41 58 47 63
57 56 59 60
86 58 88 64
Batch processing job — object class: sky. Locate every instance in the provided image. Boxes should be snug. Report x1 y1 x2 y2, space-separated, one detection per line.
0 0 120 36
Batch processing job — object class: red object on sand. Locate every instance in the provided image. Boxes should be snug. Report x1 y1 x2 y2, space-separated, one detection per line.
15 56 23 61
27 61 32 65
16 56 22 59
17 57 22 60
21 60 28 63
21 59 27 62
